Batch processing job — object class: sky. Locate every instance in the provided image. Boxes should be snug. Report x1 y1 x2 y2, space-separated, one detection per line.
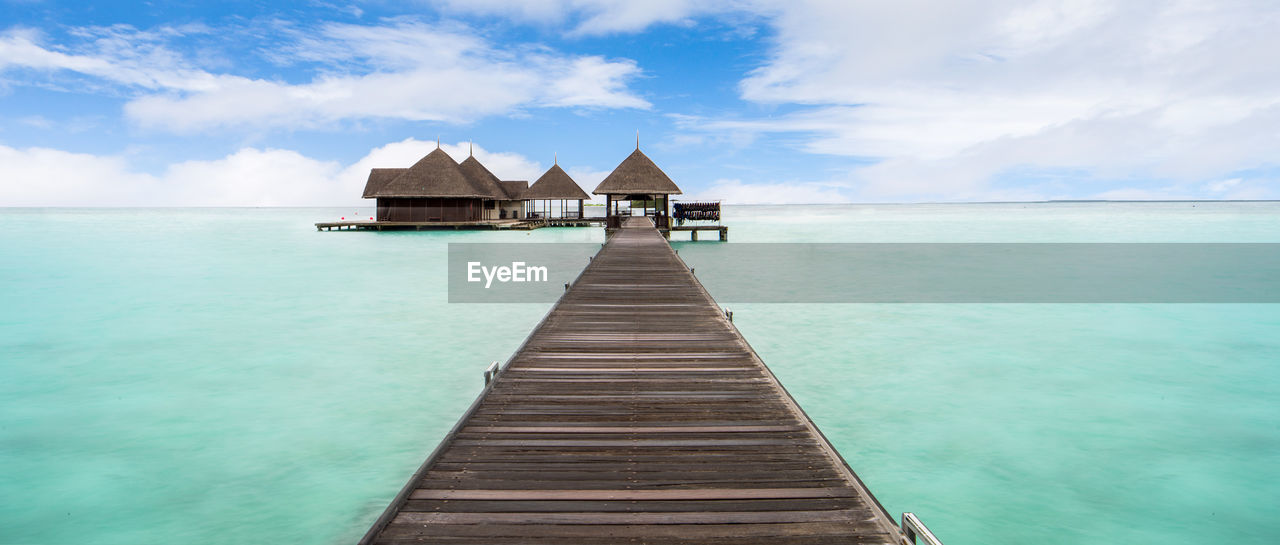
1 0 1277 206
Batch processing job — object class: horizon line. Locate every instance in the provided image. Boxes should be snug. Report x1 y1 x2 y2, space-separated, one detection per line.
3 199 1280 209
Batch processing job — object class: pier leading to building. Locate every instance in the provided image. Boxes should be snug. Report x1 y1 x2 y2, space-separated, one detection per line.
356 216 910 545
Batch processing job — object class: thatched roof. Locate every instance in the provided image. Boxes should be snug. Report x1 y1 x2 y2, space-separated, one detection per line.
525 164 590 200
593 149 682 195
498 181 528 200
373 148 487 198
458 155 509 200
363 168 406 198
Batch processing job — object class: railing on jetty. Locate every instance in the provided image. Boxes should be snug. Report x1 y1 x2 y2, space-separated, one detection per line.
356 216 939 545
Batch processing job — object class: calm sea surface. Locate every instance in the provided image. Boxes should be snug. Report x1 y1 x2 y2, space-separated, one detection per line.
1 203 1277 544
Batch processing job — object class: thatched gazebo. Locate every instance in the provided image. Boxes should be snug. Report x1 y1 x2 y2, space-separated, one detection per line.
524 162 590 220
593 146 682 230
362 147 490 222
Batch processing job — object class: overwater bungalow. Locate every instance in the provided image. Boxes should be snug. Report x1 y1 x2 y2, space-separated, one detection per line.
524 160 590 220
362 147 490 222
361 144 531 222
336 140 702 234
594 146 682 230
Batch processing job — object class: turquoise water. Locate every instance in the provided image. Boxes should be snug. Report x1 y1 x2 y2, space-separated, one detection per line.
1 204 1278 544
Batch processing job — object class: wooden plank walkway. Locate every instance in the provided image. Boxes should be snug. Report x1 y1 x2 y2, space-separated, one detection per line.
360 216 902 545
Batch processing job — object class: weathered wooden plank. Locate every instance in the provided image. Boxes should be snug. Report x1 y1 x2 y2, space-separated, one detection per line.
515 367 753 373
400 498 865 513
435 453 839 464
394 509 866 525
458 419 795 426
409 488 862 501
378 521 887 540
461 425 804 434
429 461 832 472
423 468 842 481
377 535 879 545
415 480 848 491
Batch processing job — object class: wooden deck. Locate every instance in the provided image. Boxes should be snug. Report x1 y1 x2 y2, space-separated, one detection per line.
316 219 532 231
541 217 607 227
669 224 729 241
359 216 903 545
316 218 608 231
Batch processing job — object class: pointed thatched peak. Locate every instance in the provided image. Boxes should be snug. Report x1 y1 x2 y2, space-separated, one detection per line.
458 155 508 199
375 148 486 198
592 148 682 195
525 164 590 200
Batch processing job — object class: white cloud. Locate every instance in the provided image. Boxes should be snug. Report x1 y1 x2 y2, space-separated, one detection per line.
1090 187 1193 201
18 115 53 128
0 145 156 206
699 0 1280 200
162 149 346 206
538 55 647 108
0 25 226 92
0 139 565 206
0 144 350 206
564 166 612 203
1206 178 1241 194
0 20 649 132
438 141 546 181
7 3 1279 203
433 0 756 35
688 178 850 204
1090 177 1276 202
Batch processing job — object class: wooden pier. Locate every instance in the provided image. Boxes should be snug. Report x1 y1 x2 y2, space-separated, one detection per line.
316 218 607 231
316 219 530 231
669 224 729 241
542 216 606 226
359 216 906 545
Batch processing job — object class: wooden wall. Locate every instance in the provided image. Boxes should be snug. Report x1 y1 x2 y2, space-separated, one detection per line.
377 198 482 222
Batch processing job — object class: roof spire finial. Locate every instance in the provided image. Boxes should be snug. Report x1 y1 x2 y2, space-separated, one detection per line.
636 130 640 150
554 152 558 166
436 136 441 149
469 140 473 157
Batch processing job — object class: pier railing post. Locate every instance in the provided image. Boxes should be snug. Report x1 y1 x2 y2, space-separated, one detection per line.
900 512 943 545
483 361 500 386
